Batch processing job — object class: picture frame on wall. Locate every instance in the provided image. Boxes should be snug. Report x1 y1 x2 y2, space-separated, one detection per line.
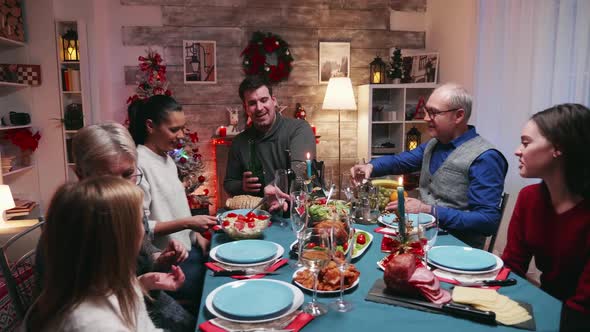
319 42 350 84
402 52 438 84
183 40 216 84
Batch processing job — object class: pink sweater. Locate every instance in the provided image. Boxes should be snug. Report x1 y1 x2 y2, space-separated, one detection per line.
502 183 590 313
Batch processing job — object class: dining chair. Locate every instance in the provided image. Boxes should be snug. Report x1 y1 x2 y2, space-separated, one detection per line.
487 192 509 253
0 219 44 325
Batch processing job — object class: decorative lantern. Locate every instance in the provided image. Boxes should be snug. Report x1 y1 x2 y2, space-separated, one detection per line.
369 56 386 84
406 126 421 151
61 29 80 61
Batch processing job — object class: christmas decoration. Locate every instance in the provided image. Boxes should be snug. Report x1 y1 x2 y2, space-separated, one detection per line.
169 128 211 210
241 31 294 83
4 128 41 152
294 103 306 120
126 49 171 105
387 47 404 83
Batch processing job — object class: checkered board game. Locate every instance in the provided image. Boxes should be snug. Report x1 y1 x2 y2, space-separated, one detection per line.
0 64 41 86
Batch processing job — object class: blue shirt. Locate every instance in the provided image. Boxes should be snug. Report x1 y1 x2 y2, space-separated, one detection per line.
370 126 508 235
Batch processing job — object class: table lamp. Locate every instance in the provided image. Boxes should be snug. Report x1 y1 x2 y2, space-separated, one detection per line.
322 77 357 197
0 185 15 224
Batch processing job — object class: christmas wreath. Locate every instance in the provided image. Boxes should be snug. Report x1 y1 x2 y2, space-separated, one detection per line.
241 31 294 83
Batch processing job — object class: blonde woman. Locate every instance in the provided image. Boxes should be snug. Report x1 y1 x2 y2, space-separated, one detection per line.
27 177 161 331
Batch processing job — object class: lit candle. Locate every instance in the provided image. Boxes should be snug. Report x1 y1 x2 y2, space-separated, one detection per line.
397 176 406 242
306 152 312 178
373 71 381 83
311 124 317 136
219 126 227 137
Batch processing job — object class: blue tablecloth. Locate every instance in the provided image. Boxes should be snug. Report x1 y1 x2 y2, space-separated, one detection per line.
197 221 561 331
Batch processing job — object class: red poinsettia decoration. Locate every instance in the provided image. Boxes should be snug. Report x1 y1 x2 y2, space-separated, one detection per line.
4 128 41 152
127 50 172 105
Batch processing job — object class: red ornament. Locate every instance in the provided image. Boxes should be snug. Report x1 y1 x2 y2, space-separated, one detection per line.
179 157 187 164
203 188 209 195
176 143 183 149
198 175 206 183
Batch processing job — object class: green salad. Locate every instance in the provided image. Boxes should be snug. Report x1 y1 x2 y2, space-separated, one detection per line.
309 199 350 222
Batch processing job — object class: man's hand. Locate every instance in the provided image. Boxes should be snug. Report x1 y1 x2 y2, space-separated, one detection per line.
195 233 211 257
264 184 289 212
350 163 373 185
138 265 185 291
154 239 188 269
386 197 430 214
242 171 262 193
185 215 218 233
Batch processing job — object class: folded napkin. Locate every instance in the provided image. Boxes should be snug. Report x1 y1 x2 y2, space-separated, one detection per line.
205 258 288 280
199 310 314 332
434 267 512 290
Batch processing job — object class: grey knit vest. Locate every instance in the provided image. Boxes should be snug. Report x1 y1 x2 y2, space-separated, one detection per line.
419 135 496 248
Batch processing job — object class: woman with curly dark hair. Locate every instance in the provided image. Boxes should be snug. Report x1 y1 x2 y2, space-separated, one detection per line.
502 103 590 331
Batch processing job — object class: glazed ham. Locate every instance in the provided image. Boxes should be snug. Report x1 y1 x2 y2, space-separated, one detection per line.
384 254 451 304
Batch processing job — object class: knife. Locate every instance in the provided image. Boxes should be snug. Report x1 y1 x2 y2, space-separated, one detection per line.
212 270 281 277
367 279 497 326
454 278 517 287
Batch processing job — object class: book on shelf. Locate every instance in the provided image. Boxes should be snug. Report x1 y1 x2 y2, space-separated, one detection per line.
6 199 37 219
61 68 81 91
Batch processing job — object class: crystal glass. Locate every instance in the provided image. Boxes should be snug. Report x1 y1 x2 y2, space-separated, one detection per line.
290 190 308 268
300 228 331 316
419 206 439 263
272 169 289 226
341 171 355 201
330 213 355 312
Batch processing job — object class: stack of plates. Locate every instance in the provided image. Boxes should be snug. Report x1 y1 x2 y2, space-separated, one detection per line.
427 245 503 275
210 240 284 267
378 213 435 229
206 279 304 323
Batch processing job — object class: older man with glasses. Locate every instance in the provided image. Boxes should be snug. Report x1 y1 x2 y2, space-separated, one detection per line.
351 83 508 249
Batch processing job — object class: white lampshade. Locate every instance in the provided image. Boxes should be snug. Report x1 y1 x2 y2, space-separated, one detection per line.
322 77 357 110
0 185 15 224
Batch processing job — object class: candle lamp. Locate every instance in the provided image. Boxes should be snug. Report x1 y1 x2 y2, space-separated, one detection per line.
369 56 386 84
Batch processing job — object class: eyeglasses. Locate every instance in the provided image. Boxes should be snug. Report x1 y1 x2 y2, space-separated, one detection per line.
422 107 462 119
125 169 143 185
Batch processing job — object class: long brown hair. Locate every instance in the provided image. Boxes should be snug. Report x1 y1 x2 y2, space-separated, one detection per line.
28 176 144 330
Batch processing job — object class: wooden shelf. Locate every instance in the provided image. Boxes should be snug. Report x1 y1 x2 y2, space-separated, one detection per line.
0 125 32 131
67 163 75 166
65 130 78 134
3 165 34 177
372 121 403 124
406 120 427 124
62 91 81 94
59 61 80 65
0 36 25 48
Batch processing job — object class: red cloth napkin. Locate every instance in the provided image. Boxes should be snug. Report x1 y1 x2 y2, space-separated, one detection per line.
205 258 288 280
198 312 314 332
436 267 512 290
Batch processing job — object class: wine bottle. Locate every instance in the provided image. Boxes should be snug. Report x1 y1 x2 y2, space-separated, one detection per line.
248 140 265 195
285 149 296 192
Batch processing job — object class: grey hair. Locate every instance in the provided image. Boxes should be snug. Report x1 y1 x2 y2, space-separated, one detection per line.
72 122 137 177
434 83 473 121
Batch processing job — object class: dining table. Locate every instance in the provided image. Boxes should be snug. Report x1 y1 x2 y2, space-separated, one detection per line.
196 218 562 331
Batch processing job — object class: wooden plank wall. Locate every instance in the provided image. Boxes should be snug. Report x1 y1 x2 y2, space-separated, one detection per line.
121 0 426 200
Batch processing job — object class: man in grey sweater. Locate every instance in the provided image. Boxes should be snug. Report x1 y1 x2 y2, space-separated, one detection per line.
224 76 316 198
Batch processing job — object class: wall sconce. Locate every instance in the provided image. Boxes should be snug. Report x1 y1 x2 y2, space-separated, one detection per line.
61 28 80 61
406 126 421 151
369 56 386 84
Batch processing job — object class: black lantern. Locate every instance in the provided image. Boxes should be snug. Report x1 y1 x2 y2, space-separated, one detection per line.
406 126 421 151
62 29 79 61
369 56 386 84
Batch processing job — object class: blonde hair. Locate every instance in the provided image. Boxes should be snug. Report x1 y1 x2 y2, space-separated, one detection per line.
72 122 137 177
29 176 144 330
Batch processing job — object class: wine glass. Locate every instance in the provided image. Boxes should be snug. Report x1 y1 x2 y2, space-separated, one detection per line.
290 190 308 268
419 206 439 262
330 213 355 312
300 228 331 316
341 171 355 202
272 169 289 226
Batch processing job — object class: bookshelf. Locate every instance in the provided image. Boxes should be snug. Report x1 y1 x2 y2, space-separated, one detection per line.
55 20 90 181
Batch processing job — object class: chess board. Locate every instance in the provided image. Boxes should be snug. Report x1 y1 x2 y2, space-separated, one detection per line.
0 64 42 86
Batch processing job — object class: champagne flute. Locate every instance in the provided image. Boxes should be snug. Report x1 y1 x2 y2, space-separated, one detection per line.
330 213 355 312
300 228 331 316
290 190 308 268
419 206 439 263
272 169 289 226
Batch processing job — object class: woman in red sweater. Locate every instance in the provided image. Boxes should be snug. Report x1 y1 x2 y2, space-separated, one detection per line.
502 103 590 331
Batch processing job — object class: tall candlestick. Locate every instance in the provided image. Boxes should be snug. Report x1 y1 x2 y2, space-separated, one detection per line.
397 176 406 242
306 152 312 178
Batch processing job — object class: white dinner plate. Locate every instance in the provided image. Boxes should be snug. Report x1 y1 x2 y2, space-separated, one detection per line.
210 242 284 268
206 279 304 323
292 267 360 294
378 213 435 228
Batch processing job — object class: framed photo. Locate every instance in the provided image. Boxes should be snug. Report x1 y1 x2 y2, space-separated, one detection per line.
183 40 216 84
402 52 438 84
319 42 350 84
